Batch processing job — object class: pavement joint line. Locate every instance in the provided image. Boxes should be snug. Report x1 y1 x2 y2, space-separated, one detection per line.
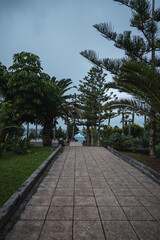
72 146 76 240
37 147 70 240
0 145 62 239
88 147 141 240
82 147 108 240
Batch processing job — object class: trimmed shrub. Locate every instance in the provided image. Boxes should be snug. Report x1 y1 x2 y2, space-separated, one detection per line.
108 132 133 150
123 124 143 138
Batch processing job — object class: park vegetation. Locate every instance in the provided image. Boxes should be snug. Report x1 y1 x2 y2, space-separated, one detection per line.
81 0 160 157
0 52 78 155
0 0 160 159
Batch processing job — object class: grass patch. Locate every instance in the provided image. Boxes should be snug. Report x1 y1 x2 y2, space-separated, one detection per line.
0 146 53 207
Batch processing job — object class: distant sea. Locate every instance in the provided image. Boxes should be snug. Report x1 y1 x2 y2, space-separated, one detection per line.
74 136 85 142
23 127 85 142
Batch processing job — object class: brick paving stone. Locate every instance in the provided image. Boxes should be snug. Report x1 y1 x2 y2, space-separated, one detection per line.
116 196 142 207
75 187 94 196
99 206 127 220
57 181 74 188
5 221 43 240
91 181 109 188
46 206 73 220
142 181 160 189
137 196 160 206
96 195 120 206
123 206 154 220
74 221 105 240
145 206 160 220
54 187 74 196
108 181 128 189
75 182 92 188
27 195 52 206
74 207 100 221
34 187 55 196
75 196 96 206
149 188 160 197
126 182 146 189
75 176 90 182
131 221 160 240
20 206 48 220
103 221 138 240
130 188 154 196
40 221 72 240
39 181 57 188
93 187 113 196
112 188 134 196
51 196 73 206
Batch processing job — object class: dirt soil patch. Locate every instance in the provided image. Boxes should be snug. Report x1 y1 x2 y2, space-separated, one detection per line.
122 152 160 174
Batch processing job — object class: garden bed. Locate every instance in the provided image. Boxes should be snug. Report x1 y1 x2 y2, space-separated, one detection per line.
121 151 160 173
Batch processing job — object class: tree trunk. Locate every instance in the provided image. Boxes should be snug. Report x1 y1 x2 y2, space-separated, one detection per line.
66 120 69 140
144 114 147 125
27 122 29 138
72 125 75 140
132 112 134 124
91 126 94 146
108 115 111 127
53 125 56 141
35 120 38 139
43 119 53 146
149 117 156 158
97 111 101 147
149 0 156 157
97 129 100 147
122 112 124 128
86 125 90 145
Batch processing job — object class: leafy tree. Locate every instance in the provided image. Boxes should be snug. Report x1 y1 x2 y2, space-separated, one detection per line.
67 122 79 140
7 52 43 124
5 52 64 146
0 101 25 152
78 67 116 146
37 74 62 146
0 62 8 101
80 0 160 157
123 123 144 138
55 126 66 140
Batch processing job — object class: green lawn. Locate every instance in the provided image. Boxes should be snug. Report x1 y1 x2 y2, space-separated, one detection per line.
0 146 53 207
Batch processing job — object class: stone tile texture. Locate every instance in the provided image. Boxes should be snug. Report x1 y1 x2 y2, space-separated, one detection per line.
5 146 160 240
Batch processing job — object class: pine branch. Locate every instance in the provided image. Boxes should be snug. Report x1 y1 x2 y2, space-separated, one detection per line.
80 50 125 76
154 8 160 22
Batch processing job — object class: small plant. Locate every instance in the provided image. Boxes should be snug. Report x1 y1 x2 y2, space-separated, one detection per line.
108 132 133 150
108 133 122 149
121 135 133 149
13 137 31 154
138 133 149 148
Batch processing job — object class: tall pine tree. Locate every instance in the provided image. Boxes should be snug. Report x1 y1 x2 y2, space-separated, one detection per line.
78 67 115 146
81 0 160 157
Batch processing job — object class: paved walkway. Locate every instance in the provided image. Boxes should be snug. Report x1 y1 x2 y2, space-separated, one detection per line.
5 147 160 240
69 142 83 147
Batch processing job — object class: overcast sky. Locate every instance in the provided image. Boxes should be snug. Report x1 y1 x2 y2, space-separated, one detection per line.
0 0 159 129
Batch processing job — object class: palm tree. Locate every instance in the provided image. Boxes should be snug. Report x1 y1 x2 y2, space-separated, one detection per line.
106 61 160 157
43 78 82 145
